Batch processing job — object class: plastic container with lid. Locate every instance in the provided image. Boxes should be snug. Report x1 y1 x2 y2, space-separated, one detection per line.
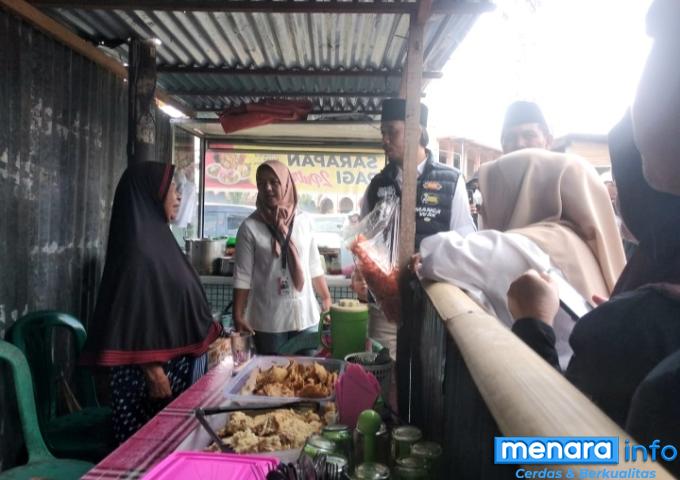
223 355 345 404
320 298 369 359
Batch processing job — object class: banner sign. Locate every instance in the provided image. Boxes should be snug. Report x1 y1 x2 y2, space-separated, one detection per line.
205 144 384 194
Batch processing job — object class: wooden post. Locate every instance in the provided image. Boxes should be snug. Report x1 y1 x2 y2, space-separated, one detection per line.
198 137 207 238
127 38 157 165
396 0 430 421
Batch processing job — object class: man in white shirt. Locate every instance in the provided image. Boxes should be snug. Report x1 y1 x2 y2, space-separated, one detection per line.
355 99 475 365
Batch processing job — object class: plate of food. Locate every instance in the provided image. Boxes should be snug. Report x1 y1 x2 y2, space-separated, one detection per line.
217 168 241 185
177 402 337 464
224 356 345 404
206 163 223 179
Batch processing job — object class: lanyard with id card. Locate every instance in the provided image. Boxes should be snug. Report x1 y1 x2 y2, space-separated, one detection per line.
264 217 295 298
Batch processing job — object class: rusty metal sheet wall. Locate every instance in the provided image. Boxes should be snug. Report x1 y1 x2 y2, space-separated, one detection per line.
0 10 171 470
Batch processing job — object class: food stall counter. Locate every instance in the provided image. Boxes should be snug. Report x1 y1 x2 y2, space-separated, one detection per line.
82 359 234 479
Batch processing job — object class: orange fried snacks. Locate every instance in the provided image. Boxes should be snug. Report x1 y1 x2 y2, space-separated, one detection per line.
240 361 338 399
208 409 323 453
350 234 401 324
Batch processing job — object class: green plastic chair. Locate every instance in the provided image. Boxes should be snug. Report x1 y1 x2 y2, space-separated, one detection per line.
0 340 93 479
7 311 114 463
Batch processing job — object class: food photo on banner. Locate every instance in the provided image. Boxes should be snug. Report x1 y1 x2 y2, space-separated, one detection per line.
205 144 383 195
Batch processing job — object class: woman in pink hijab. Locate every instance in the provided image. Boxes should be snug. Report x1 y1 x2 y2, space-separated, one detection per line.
233 160 332 354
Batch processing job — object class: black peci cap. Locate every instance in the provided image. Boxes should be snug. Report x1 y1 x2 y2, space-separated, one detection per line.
381 98 428 127
502 101 549 135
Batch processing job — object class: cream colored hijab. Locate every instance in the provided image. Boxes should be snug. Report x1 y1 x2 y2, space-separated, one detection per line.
479 149 626 297
254 160 304 291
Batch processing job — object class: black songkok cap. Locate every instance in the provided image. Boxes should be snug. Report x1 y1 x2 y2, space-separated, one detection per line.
381 98 428 127
502 101 549 135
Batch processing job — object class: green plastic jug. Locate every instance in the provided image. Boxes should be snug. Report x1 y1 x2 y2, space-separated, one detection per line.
320 299 369 359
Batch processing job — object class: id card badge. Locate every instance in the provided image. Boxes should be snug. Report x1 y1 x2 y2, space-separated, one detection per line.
278 276 291 297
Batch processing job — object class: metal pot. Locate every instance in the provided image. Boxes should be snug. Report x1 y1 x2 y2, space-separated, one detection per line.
216 257 235 276
185 239 225 275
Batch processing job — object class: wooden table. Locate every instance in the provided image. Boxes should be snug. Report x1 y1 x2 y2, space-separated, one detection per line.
82 359 234 479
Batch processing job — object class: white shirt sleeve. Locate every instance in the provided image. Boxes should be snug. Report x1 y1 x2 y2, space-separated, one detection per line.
449 176 477 236
307 222 325 278
233 222 255 289
172 180 197 228
419 230 552 326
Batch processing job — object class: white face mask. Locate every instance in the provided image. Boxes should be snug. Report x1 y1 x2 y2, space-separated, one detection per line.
631 0 680 195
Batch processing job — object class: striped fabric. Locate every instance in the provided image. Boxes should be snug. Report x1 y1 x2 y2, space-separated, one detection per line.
82 360 234 479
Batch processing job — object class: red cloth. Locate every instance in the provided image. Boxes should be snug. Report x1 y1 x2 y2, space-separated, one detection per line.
219 100 313 134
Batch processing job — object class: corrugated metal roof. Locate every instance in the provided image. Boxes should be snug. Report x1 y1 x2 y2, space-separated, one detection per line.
38 3 486 114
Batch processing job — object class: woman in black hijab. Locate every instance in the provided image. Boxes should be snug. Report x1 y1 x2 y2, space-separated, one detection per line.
81 161 220 443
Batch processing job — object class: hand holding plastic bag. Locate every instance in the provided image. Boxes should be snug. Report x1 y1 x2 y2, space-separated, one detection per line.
345 193 401 324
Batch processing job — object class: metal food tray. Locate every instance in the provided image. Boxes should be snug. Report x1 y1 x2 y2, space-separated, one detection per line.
224 355 345 405
176 402 322 464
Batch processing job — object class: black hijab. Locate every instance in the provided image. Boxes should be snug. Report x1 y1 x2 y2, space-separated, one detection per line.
609 111 680 295
81 162 219 366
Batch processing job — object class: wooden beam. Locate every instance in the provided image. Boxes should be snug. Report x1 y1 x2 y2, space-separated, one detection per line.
157 66 444 79
2 0 126 76
29 0 419 14
398 11 429 272
431 0 495 16
29 0 495 15
0 0 195 117
155 90 196 117
396 0 430 424
202 107 383 116
168 89 403 98
127 38 157 164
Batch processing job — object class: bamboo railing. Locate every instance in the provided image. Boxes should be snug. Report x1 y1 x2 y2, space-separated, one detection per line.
407 281 673 479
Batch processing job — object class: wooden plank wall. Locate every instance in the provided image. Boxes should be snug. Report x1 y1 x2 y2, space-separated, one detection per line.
0 10 171 470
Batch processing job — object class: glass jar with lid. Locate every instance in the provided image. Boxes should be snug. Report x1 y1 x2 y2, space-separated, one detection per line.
393 456 428 479
323 424 353 468
390 426 423 462
303 434 337 459
353 462 390 479
325 454 350 476
411 441 443 478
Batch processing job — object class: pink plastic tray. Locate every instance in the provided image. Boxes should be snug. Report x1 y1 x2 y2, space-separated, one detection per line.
143 451 279 479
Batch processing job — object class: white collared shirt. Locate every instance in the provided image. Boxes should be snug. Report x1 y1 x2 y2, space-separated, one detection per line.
233 212 324 333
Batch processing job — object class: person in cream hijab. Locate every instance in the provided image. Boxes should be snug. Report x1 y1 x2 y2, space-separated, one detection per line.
419 149 626 367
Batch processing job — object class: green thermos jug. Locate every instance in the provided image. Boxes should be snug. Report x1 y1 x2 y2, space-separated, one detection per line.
320 299 369 359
